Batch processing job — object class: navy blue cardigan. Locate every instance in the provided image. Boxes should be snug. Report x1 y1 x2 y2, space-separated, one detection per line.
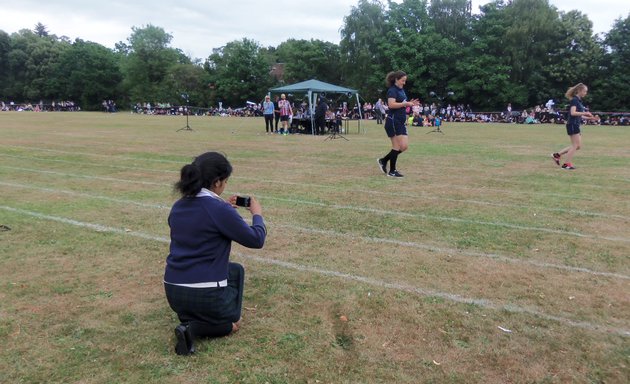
164 195 266 284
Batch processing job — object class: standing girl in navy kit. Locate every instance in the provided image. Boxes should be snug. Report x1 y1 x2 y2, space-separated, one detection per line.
552 83 599 170
377 71 420 178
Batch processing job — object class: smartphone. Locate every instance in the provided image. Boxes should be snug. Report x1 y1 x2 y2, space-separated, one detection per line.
235 196 251 207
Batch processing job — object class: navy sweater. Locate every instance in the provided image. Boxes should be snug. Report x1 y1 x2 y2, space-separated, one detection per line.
164 195 266 284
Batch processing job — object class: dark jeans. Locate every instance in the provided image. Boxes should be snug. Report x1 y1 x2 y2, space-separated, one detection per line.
165 262 244 335
264 114 274 132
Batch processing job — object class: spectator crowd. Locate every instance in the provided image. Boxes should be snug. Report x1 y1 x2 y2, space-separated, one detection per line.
2 97 627 126
1 100 79 112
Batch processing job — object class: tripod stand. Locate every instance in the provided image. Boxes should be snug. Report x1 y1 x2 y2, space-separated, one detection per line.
177 107 193 131
176 94 194 132
324 120 348 141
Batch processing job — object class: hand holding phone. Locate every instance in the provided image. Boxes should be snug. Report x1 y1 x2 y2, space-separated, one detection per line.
235 196 251 207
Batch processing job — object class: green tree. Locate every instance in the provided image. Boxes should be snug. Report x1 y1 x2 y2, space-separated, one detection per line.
205 38 274 107
592 14 630 111
52 39 122 110
0 30 10 98
503 0 559 106
121 24 186 103
385 0 461 101
428 0 473 46
275 39 341 84
541 10 602 107
452 1 516 109
5 29 70 101
33 22 49 37
340 0 390 100
163 63 211 107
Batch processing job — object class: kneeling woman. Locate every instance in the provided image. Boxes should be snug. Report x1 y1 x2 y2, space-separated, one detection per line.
164 151 266 355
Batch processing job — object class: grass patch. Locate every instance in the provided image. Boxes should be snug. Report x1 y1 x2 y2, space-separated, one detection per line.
0 112 628 383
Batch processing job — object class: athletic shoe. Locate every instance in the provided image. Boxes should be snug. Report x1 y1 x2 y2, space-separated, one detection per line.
561 163 576 170
551 152 561 166
377 158 387 174
387 170 404 178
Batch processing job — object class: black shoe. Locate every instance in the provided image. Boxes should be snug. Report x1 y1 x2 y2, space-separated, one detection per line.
174 324 195 356
377 158 387 174
388 170 404 178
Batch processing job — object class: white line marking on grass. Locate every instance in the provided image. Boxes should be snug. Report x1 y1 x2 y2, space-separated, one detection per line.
2 166 628 243
3 145 627 196
273 223 630 280
340 204 630 243
0 205 168 243
1 205 628 337
266 196 630 243
3 181 626 280
0 153 178 174
0 181 171 210
3 152 629 219
240 178 629 220
2 166 166 186
2 144 185 164
236 252 630 337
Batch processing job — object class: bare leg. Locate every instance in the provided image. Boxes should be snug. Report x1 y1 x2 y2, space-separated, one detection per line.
392 135 409 152
557 145 572 156
565 133 582 164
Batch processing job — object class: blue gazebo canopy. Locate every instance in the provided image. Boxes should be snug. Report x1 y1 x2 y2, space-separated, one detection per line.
270 79 357 95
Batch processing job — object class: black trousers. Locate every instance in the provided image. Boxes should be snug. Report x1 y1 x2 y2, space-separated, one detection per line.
264 114 274 132
165 262 244 328
274 113 280 130
314 115 326 134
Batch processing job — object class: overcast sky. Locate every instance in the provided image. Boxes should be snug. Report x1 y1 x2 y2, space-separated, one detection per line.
2 0 628 60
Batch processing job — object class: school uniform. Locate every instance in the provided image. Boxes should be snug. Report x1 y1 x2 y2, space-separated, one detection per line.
164 188 266 329
384 85 408 137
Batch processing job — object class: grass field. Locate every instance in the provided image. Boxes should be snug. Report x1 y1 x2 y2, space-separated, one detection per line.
0 112 628 383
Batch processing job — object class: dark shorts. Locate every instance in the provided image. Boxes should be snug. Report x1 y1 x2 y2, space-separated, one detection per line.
280 115 289 122
566 123 581 136
384 117 407 137
164 262 244 326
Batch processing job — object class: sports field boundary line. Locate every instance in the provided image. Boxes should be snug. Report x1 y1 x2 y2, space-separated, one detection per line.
3 144 628 195
0 151 630 214
1 205 628 338
3 152 628 220
0 181 172 210
4 142 628 188
2 167 628 244
272 223 630 280
2 180 627 280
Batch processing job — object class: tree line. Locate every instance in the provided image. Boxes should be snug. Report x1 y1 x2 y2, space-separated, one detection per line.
0 0 628 112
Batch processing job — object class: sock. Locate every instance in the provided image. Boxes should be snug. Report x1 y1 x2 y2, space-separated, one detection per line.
389 150 401 172
381 149 398 164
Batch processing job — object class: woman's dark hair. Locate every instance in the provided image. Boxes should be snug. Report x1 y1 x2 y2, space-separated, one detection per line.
385 71 407 87
174 152 233 197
